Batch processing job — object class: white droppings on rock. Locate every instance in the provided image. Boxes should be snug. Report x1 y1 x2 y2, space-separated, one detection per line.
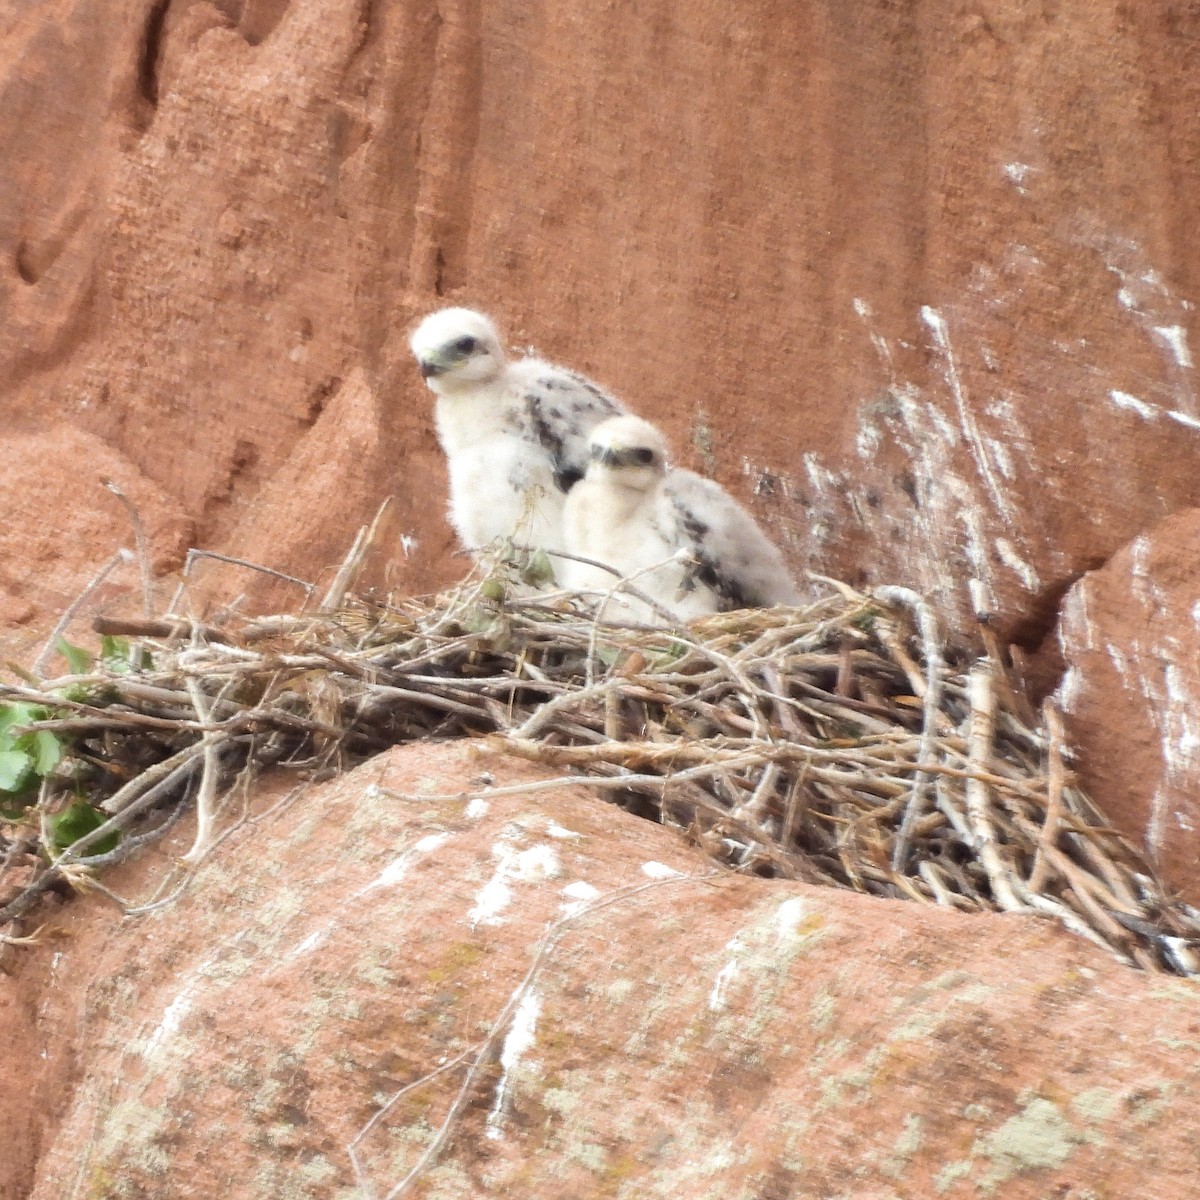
994 538 1040 591
1058 585 1097 653
513 845 560 881
470 871 513 928
1128 535 1166 612
856 421 882 459
985 436 1016 480
143 967 211 1060
774 896 812 939
1110 389 1157 420
285 929 329 962
1105 641 1131 687
709 936 744 1012
709 897 826 1014
465 797 489 820
1152 324 1194 370
1161 663 1200 781
1003 161 1031 189
1149 784 1171 863
486 989 541 1140
921 305 1015 523
801 451 843 496
470 842 561 927
545 821 583 840
560 879 602 916
1165 409 1200 432
642 861 684 880
355 832 450 898
1057 665 1083 713
561 880 601 901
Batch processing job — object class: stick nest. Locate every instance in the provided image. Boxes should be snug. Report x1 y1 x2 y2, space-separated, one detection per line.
2 566 1197 976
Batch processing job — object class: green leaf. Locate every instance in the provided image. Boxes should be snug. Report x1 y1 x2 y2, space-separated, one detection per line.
479 580 506 603
99 635 148 673
31 730 63 776
519 548 555 588
851 611 878 634
0 704 64 779
99 635 129 662
0 748 34 793
0 702 44 744
55 636 93 675
594 644 622 668
50 800 119 855
649 641 688 668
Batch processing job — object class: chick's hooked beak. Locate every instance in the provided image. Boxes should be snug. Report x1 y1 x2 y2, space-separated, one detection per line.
419 359 444 379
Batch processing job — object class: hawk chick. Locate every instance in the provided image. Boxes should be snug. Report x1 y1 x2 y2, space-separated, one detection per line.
561 415 801 623
409 307 627 566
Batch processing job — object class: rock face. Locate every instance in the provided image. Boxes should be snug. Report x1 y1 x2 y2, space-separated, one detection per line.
1057 508 1200 904
8 2 1200 1185
6 2 1200 642
6 741 1200 1200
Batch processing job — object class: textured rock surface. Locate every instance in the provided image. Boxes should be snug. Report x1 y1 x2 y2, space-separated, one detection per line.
6 2 1200 641
5 741 1200 1199
1057 508 1200 904
0 425 192 658
8 3 1200 1186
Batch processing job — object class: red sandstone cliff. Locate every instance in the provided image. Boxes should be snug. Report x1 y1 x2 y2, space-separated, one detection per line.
5 4 1200 1194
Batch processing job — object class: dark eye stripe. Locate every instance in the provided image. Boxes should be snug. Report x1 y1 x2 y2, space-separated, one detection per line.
591 445 657 467
452 335 478 354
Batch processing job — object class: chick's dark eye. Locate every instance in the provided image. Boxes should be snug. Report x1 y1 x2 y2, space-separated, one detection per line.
633 448 655 465
453 335 479 354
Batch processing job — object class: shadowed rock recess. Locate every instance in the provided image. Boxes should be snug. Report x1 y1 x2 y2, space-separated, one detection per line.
5 2 1200 1195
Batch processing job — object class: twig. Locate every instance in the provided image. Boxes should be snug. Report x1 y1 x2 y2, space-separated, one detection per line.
183 549 317 600
876 587 944 870
1028 700 1066 894
960 661 1024 912
320 498 393 613
179 680 221 865
102 478 154 619
92 616 233 645
30 549 132 677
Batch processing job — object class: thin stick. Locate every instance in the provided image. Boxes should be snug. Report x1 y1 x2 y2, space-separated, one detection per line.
102 478 154 618
875 587 944 870
1028 700 1066 894
320 498 394 612
92 616 233 645
100 743 208 815
31 549 131 677
184 549 317 599
179 681 221 865
961 661 1024 912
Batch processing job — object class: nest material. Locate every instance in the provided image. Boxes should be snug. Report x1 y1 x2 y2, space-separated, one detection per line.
1 564 1198 975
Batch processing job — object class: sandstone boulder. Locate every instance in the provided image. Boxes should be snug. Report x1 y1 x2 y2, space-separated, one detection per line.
5 741 1200 1199
1057 507 1200 904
